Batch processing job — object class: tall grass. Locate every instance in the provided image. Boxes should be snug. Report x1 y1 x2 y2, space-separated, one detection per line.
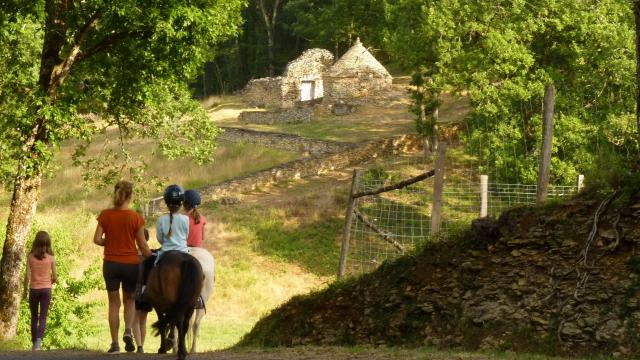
32 140 299 213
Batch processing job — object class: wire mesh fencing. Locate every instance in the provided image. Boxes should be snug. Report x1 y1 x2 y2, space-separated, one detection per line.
343 171 582 276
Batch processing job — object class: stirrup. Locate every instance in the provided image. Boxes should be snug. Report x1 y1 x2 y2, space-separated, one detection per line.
195 295 205 309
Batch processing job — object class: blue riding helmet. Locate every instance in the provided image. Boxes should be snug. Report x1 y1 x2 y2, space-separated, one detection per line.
163 184 184 206
184 189 201 208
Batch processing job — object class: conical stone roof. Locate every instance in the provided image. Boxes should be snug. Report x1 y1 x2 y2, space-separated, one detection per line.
327 38 391 78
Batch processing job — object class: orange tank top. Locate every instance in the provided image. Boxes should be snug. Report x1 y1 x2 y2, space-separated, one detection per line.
29 254 53 289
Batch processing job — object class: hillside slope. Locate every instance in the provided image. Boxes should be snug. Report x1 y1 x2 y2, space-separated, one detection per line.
239 190 640 358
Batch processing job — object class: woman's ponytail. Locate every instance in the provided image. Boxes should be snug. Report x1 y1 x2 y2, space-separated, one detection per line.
113 180 133 207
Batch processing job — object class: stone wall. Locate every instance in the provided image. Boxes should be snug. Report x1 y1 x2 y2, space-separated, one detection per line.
238 107 313 125
280 49 334 108
324 72 393 103
239 192 640 358
242 49 334 109
218 127 352 155
242 77 284 109
148 134 422 214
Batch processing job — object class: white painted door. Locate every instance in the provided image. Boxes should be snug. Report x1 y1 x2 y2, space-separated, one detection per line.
300 81 314 101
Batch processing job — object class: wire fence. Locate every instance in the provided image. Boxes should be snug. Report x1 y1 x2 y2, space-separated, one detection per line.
345 172 581 275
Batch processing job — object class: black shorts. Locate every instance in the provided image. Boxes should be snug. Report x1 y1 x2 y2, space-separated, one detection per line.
135 298 153 312
103 260 138 293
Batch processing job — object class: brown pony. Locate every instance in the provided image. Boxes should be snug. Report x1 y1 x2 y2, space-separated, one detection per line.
147 251 203 360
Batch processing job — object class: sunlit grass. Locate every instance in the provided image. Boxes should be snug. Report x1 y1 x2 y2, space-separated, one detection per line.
36 137 299 213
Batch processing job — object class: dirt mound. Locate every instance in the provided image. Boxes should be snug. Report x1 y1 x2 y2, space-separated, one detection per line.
239 190 640 358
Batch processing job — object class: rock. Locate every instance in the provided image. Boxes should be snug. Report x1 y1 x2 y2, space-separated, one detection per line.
219 196 240 205
332 102 355 115
560 322 583 338
595 318 621 341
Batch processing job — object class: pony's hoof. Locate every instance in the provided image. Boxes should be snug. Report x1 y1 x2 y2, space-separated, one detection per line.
158 347 167 354
166 337 175 350
178 354 186 360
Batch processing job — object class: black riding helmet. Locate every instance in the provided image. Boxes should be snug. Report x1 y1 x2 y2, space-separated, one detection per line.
184 189 201 209
163 184 184 206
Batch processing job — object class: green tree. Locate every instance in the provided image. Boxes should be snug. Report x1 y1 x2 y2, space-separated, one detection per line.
386 0 636 184
448 0 636 184
284 0 390 56
385 0 463 154
0 0 244 339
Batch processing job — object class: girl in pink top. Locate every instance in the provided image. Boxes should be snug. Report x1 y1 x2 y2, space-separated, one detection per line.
184 189 206 247
23 231 58 351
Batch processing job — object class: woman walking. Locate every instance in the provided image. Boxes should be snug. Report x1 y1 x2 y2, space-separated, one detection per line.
23 231 57 351
94 180 152 354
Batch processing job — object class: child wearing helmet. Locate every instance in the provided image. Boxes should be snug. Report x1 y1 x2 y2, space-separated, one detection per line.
183 189 206 248
137 185 190 299
154 184 190 263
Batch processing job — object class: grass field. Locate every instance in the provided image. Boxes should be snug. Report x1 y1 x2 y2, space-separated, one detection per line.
209 87 470 144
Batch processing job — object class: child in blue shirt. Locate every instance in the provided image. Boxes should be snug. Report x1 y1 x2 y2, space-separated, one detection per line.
138 185 190 296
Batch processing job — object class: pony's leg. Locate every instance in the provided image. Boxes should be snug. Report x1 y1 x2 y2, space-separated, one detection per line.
190 308 205 353
178 307 194 360
157 312 168 354
167 325 176 353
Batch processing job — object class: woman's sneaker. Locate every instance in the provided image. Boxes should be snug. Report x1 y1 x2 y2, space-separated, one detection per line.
123 331 135 352
107 343 120 354
32 338 42 351
137 346 144 353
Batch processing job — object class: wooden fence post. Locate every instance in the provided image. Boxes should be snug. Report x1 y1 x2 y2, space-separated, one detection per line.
337 169 362 279
480 175 488 218
537 83 556 202
576 174 584 192
430 144 446 235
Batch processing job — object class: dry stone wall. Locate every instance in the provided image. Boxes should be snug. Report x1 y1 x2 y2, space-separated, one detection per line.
148 134 421 214
242 77 284 109
218 127 352 155
280 49 334 107
242 49 334 109
238 107 313 125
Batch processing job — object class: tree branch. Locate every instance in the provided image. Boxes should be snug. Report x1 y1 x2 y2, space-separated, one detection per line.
353 209 405 253
352 170 435 199
76 30 146 63
47 9 101 97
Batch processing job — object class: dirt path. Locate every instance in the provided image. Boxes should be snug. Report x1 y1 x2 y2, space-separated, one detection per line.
0 347 489 360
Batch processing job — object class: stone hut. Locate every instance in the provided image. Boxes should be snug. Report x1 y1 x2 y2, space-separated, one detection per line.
243 48 334 109
323 38 392 103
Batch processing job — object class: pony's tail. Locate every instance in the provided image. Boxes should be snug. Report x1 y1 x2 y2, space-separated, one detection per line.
153 256 202 334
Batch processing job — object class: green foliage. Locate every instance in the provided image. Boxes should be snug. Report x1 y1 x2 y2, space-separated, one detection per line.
380 0 638 185
284 0 390 57
447 0 637 184
0 0 246 190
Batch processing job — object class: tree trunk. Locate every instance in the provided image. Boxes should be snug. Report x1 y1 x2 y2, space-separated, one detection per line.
0 169 42 340
258 0 280 77
634 1 640 144
265 26 275 76
432 97 439 153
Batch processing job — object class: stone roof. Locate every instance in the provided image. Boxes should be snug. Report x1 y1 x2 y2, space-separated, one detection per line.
283 48 334 79
326 38 391 78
